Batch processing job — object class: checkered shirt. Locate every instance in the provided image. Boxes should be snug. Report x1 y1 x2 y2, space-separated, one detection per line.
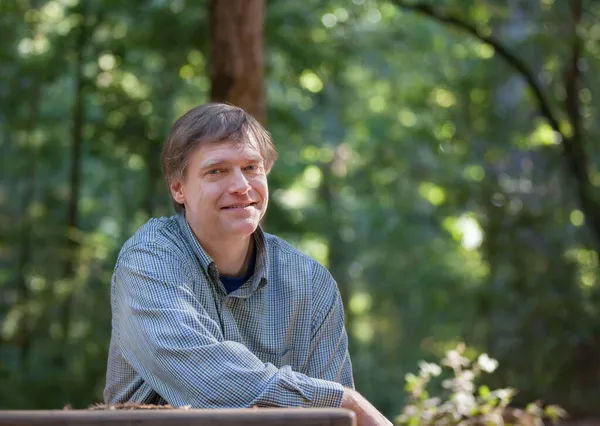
103 214 354 408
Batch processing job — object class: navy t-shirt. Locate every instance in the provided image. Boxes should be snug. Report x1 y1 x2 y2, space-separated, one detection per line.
219 249 257 294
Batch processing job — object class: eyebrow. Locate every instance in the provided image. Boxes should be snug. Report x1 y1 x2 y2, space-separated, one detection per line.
200 156 264 170
200 159 227 169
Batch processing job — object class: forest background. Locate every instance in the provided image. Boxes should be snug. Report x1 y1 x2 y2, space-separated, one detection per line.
2 0 600 420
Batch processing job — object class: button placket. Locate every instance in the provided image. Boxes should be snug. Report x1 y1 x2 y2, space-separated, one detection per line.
220 296 239 341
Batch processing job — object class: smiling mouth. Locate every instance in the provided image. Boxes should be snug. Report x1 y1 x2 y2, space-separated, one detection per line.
222 202 257 209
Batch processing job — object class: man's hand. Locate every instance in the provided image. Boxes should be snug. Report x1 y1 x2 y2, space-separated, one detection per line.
341 388 394 426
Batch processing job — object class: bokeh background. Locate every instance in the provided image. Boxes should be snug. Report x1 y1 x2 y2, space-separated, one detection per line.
2 0 600 420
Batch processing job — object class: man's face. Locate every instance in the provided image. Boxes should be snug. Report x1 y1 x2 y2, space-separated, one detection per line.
170 139 268 242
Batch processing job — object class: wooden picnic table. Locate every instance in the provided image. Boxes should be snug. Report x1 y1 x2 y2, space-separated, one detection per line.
0 407 356 426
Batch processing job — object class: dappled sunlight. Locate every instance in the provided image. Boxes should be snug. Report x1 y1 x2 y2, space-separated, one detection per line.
98 53 116 71
271 164 324 210
570 209 584 227
522 121 561 148
3 0 600 416
17 36 50 56
321 13 338 28
463 165 485 182
431 87 456 108
296 235 329 267
119 72 149 100
349 291 372 316
302 165 323 188
474 43 494 59
273 187 309 209
352 318 374 344
349 292 375 345
498 174 533 194
397 108 417 127
564 247 598 292
301 145 333 163
299 70 323 93
441 215 488 281
455 215 483 251
419 182 446 206
434 121 456 140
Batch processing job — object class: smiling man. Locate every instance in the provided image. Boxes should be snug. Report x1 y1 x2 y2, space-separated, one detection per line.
104 103 391 426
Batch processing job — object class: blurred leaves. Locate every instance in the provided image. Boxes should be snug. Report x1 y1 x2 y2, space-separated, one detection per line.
1 0 600 419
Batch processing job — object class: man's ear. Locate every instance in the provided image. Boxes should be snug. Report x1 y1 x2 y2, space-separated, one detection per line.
169 180 186 205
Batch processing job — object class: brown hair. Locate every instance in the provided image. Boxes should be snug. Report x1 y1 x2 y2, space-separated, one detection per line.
161 102 278 213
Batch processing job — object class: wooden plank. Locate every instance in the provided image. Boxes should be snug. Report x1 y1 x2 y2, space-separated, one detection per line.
0 408 356 426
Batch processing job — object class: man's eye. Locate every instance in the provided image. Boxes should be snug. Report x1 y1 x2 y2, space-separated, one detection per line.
208 169 222 175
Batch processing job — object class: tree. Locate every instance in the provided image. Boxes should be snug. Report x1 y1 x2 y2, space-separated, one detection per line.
391 0 600 253
209 0 266 124
3 0 600 417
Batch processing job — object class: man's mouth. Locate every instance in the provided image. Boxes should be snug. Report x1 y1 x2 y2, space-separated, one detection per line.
222 202 257 209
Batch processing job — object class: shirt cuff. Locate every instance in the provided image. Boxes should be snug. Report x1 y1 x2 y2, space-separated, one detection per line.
304 377 345 408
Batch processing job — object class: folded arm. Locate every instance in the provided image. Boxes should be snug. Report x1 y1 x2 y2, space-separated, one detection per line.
305 264 354 388
113 243 344 409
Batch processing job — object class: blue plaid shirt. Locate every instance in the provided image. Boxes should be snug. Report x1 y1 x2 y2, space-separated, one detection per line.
104 214 354 408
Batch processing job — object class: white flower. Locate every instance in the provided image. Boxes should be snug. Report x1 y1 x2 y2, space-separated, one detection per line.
444 350 470 368
419 361 442 377
453 392 476 416
404 372 417 382
442 379 454 389
493 388 514 402
402 405 418 417
423 397 441 408
477 353 499 373
461 370 475 382
454 375 475 394
443 373 474 393
421 409 434 422
482 412 504 425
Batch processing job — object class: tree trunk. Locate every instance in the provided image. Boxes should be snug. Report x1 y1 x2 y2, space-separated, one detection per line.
562 0 600 250
58 5 88 355
144 81 178 218
209 0 266 125
12 91 41 370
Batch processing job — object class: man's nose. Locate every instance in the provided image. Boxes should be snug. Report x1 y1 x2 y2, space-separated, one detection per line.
229 168 251 194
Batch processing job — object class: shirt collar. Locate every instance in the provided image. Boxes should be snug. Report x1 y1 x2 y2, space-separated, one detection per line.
176 213 269 297
176 213 214 273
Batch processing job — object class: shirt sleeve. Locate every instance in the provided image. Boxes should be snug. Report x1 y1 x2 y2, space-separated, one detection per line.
305 264 355 389
112 243 344 409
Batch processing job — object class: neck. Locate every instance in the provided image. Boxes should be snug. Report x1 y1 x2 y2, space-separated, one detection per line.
192 227 254 277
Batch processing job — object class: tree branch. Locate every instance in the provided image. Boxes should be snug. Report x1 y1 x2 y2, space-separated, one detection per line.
565 0 583 145
390 0 564 140
393 0 600 252
563 0 600 250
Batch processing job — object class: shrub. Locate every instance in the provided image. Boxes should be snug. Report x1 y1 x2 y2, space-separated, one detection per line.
396 343 567 426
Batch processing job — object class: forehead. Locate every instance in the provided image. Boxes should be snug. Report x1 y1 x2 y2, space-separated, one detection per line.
192 139 263 166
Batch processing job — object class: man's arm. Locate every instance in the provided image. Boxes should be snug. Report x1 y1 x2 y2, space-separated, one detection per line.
341 388 394 426
307 265 392 426
111 243 343 409
305 264 353 387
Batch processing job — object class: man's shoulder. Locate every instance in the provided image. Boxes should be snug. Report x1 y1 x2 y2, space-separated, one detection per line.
262 232 330 276
119 215 187 259
262 232 340 303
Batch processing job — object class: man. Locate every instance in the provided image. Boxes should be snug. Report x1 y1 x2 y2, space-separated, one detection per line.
104 103 391 425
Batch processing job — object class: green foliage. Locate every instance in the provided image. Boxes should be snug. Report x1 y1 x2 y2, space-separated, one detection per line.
2 0 600 418
396 343 567 426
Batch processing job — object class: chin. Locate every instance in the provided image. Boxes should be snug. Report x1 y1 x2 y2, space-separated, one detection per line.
227 221 259 237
